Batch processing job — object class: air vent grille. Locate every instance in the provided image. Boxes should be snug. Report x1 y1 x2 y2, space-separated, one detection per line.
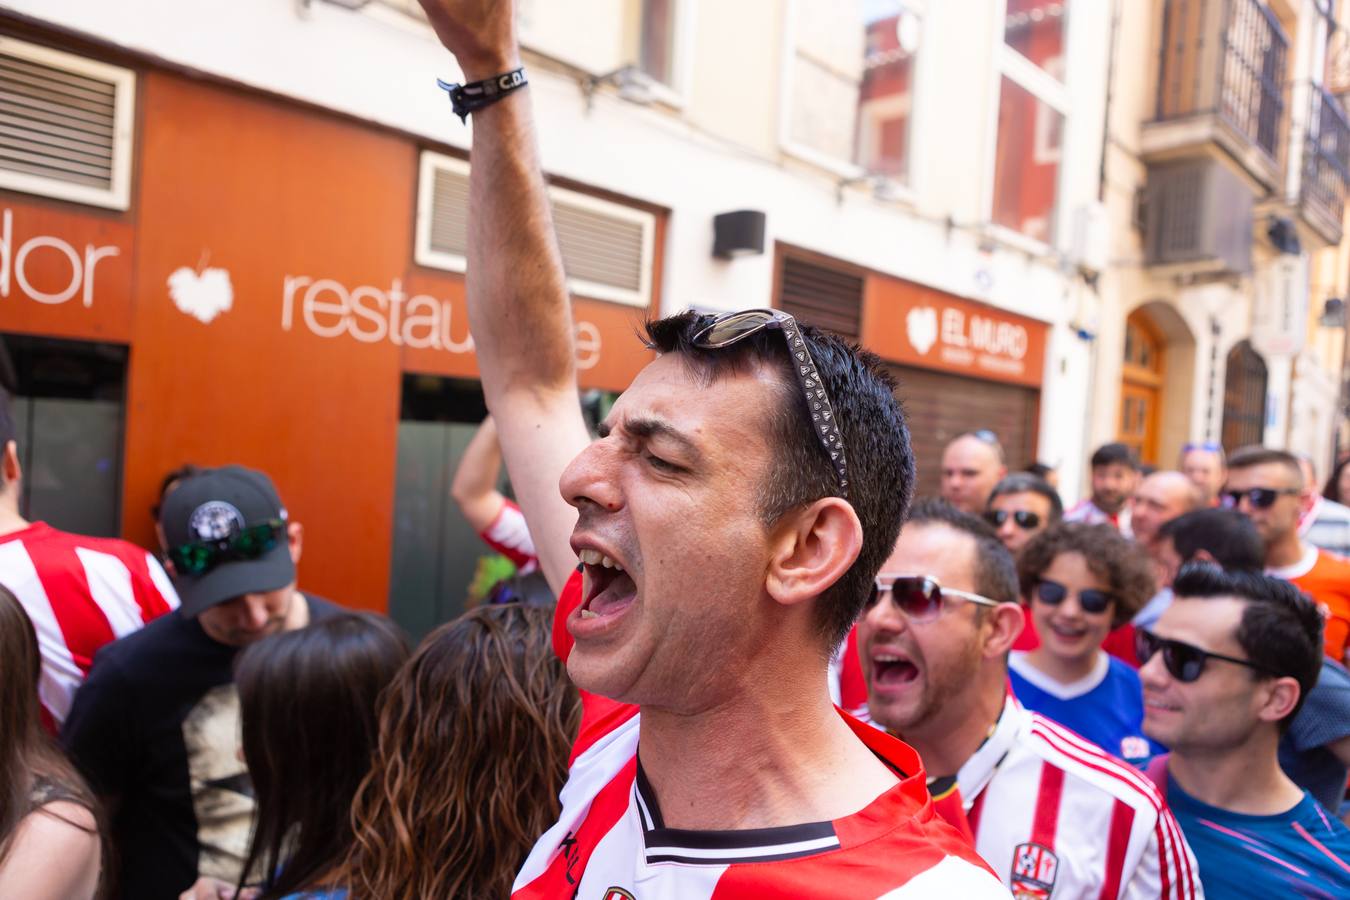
0 38 134 210
417 151 655 308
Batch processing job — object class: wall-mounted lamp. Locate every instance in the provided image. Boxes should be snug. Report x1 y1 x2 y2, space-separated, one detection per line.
712 210 767 259
581 65 655 111
1320 297 1346 328
1266 215 1302 255
835 173 905 203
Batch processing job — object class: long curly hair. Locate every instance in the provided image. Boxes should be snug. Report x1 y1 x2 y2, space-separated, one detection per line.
343 603 581 899
1018 523 1157 628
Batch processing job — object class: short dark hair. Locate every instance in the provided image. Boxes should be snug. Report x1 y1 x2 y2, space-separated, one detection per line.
1091 442 1138 471
1156 508 1263 571
644 312 915 649
988 473 1064 522
906 498 1018 605
1025 462 1056 481
1018 523 1156 627
1172 563 1323 723
1228 446 1305 488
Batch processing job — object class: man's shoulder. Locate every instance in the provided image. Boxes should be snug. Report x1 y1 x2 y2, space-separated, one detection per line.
303 592 344 618
1013 712 1166 815
89 609 190 670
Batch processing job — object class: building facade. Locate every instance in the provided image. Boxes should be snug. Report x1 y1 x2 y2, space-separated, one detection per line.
3 0 1118 628
1094 0 1350 482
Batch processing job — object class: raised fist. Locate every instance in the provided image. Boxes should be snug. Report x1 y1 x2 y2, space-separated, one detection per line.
416 0 521 81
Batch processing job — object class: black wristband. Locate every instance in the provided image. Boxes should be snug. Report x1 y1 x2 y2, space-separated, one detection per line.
436 68 528 123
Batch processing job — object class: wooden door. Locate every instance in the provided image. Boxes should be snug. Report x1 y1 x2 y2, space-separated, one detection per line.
1119 311 1165 464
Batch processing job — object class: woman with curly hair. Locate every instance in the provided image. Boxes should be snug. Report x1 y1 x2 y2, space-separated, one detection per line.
0 585 102 899
343 603 580 899
1010 523 1163 765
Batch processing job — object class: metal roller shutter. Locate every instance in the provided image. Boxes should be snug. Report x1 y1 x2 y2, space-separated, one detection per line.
890 365 1040 499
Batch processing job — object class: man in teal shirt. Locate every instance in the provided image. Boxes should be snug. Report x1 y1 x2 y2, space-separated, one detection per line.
1139 564 1350 897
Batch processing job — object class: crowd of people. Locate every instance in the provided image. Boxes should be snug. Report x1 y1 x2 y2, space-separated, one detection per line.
2 1 1350 897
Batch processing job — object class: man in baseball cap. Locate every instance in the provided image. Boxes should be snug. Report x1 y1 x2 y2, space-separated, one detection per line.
62 465 341 900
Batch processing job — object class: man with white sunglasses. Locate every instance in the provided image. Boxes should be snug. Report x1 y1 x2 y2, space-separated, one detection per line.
859 500 1201 898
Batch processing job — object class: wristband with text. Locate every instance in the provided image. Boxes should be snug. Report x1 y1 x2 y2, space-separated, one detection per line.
437 67 528 123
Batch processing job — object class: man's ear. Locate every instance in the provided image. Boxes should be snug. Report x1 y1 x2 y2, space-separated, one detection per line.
1257 676 1301 725
983 602 1025 658
287 521 304 565
2 440 20 484
764 497 863 609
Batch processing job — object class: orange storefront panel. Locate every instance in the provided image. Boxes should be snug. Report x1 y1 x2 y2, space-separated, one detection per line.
862 274 1049 388
4 68 658 613
0 197 136 342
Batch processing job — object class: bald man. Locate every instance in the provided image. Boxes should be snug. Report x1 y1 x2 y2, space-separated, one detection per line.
1130 470 1205 547
1180 443 1226 507
940 432 1008 515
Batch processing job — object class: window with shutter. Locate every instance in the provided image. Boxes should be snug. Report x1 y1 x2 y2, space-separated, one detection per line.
776 254 864 340
0 37 135 210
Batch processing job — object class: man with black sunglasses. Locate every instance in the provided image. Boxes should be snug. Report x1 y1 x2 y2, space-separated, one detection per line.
1225 447 1350 666
1138 564 1350 896
408 1 1004 895
858 501 1200 898
62 466 340 899
985 473 1062 557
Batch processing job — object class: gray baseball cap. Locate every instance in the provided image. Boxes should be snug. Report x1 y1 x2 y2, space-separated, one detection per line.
159 465 294 617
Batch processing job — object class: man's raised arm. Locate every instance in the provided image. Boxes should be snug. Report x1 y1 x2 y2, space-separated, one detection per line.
418 0 590 594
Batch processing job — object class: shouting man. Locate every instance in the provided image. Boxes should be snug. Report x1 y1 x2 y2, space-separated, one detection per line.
412 0 1005 896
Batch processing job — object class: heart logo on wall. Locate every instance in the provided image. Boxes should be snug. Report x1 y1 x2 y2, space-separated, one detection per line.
168 264 234 325
906 306 939 355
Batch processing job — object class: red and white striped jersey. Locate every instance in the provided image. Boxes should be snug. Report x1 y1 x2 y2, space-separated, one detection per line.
0 522 179 728
960 697 1202 899
513 572 1009 899
480 498 539 574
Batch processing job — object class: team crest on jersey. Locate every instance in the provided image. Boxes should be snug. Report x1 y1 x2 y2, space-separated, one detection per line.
603 889 636 900
1010 841 1058 899
189 501 244 541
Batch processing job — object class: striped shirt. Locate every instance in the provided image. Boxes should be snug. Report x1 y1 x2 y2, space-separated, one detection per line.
958 698 1202 899
0 521 179 727
511 571 1008 899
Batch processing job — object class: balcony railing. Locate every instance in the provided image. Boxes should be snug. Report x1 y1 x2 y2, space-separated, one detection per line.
1300 85 1350 243
1154 0 1288 162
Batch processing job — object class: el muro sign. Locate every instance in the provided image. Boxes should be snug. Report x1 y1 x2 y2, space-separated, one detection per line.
862 274 1049 388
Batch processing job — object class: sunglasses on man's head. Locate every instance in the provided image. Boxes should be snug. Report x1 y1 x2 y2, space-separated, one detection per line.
865 574 1000 622
1033 579 1115 615
985 509 1042 530
690 309 848 498
1220 487 1300 510
1182 442 1222 454
1134 628 1277 683
168 519 286 576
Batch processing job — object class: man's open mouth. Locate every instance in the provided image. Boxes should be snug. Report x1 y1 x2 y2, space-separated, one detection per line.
1048 622 1088 640
578 548 637 619
871 653 919 686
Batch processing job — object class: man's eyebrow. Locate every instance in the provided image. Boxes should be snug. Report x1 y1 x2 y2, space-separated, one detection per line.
622 416 705 463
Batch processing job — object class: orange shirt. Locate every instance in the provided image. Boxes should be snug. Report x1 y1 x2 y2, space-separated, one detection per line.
1273 547 1350 664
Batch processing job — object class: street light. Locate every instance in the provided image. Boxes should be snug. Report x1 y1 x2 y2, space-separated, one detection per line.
581 65 656 112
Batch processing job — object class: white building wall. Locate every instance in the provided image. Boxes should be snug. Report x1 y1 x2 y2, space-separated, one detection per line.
9 0 1112 488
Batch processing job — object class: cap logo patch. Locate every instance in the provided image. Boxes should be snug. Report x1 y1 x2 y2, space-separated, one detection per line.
189 501 245 542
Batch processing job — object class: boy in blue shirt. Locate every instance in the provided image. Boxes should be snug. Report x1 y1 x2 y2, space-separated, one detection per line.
1139 564 1350 897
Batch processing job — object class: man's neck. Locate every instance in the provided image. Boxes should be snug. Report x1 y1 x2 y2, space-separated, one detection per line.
639 664 897 831
896 673 1006 780
1169 734 1304 816
1266 533 1309 570
0 504 30 538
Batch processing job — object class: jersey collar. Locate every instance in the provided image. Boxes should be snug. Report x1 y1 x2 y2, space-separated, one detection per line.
956 695 1023 806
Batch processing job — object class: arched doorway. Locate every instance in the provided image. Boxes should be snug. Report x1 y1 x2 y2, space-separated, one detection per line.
1221 340 1268 451
1119 310 1165 464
